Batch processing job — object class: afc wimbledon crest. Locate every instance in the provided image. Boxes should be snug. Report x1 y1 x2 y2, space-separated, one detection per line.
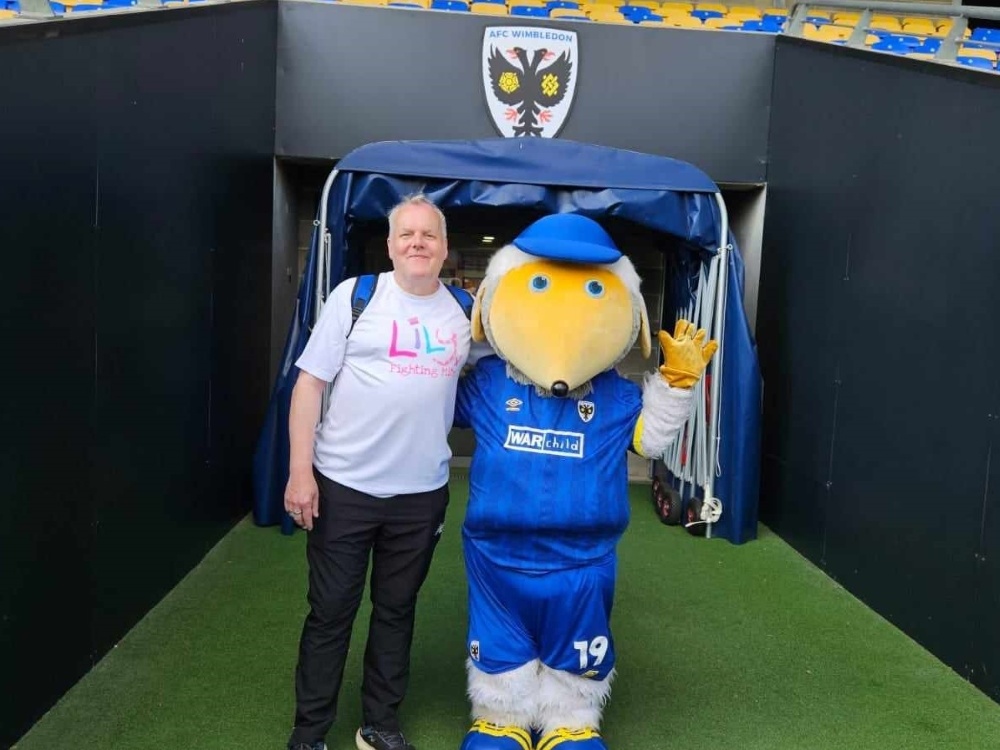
482 26 578 138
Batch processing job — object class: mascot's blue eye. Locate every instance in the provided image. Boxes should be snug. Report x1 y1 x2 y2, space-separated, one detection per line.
530 275 550 292
585 280 605 298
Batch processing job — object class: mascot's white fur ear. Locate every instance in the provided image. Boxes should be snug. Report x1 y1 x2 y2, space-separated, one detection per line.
471 284 488 343
639 302 651 359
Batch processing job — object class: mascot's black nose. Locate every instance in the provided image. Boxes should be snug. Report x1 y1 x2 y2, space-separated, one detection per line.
551 381 569 398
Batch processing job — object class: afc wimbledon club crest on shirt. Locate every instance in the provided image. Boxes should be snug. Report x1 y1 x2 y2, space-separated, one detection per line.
482 26 578 138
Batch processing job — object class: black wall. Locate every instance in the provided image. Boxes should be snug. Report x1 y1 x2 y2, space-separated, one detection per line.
275 3 774 183
0 4 277 746
760 37 1000 701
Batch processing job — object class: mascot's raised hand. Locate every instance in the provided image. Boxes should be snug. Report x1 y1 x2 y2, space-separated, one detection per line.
658 319 718 390
453 214 717 750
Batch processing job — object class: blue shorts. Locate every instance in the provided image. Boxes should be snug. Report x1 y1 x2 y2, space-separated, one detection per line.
464 538 617 681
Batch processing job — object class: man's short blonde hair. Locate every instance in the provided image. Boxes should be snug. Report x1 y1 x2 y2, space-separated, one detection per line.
387 194 447 242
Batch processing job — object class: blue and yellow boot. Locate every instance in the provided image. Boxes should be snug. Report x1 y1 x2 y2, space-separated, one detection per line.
535 727 607 750
459 720 534 750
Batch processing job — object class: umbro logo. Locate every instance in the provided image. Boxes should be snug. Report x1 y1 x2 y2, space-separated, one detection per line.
505 398 523 412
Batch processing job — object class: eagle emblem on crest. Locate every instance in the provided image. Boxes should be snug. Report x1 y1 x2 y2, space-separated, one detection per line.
482 27 578 138
578 400 595 423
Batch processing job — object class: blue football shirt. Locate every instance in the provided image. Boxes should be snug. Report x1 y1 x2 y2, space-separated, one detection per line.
455 355 643 571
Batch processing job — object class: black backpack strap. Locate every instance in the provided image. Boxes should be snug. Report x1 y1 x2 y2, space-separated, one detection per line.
444 284 474 320
348 274 379 337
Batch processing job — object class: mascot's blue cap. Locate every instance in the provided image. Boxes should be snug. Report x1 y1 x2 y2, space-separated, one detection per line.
513 214 622 264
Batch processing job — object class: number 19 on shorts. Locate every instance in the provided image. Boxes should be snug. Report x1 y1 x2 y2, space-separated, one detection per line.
573 636 609 669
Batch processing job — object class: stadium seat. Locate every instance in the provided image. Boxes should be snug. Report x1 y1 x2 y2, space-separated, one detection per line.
957 56 995 70
549 6 587 17
510 4 548 14
901 17 938 35
0 7 15 16
659 1 692 11
340 0 388 6
741 19 781 33
620 4 657 20
690 8 722 20
430 0 469 9
912 38 942 54
957 45 996 60
803 24 850 42
869 15 902 33
470 0 506 12
970 28 1000 43
871 38 912 54
662 13 702 27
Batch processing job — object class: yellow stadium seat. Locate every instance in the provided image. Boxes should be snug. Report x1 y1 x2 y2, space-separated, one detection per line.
728 4 757 14
958 45 996 60
703 16 736 28
725 10 760 22
659 1 693 11
869 19 902 33
803 24 849 42
694 2 727 12
831 11 860 24
623 0 660 9
0 8 16 17
908 52 936 61
391 0 431 6
340 0 388 6
510 0 545 6
588 8 629 21
902 20 937 36
471 1 507 13
549 6 587 16
662 14 703 27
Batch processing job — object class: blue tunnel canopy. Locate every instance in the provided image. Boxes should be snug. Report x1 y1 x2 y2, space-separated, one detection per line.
254 138 760 545
325 138 725 262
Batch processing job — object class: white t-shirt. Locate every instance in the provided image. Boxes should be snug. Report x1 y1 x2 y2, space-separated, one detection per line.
295 273 472 497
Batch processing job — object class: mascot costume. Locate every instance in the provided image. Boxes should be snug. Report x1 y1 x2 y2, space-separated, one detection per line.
452 213 717 750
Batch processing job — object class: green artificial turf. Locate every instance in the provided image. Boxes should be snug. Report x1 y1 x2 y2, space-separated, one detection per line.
14 480 1000 750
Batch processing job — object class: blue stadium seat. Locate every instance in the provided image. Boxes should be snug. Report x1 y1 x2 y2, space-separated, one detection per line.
690 8 722 20
871 38 912 54
620 4 656 20
430 0 468 9
957 55 995 70
970 28 1000 44
510 4 547 14
546 0 578 8
741 19 781 33
913 38 941 54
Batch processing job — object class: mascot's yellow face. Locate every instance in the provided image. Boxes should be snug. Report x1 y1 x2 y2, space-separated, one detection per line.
484 260 637 393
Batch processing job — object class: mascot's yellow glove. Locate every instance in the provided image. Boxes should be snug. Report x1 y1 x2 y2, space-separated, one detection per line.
658 319 719 389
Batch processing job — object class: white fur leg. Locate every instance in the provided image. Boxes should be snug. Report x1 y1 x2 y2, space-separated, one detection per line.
638 373 694 459
466 659 540 727
534 664 615 734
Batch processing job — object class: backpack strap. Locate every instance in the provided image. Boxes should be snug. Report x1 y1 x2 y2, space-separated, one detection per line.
348 276 471 338
444 284 474 320
348 274 379 337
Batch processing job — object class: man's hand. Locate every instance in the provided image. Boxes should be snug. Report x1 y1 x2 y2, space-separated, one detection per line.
285 470 319 531
658 319 718 389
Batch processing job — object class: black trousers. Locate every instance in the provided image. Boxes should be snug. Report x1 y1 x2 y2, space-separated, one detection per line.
288 472 449 745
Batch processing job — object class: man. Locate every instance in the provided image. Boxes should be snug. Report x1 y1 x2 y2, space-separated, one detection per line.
284 195 472 750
